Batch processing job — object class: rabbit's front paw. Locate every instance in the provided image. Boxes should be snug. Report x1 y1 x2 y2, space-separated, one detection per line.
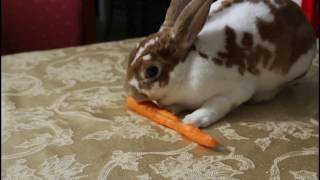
183 109 218 128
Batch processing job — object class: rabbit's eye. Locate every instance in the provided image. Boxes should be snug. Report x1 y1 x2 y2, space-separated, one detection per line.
144 65 160 79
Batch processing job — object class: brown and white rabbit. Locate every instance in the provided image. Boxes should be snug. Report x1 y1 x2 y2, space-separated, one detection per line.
126 0 317 127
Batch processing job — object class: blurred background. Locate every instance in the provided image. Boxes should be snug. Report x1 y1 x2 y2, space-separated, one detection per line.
1 0 318 55
1 0 171 55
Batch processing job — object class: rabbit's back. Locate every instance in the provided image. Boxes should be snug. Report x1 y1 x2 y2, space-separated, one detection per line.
193 0 316 92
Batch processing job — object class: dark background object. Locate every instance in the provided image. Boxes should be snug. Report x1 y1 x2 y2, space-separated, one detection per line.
2 0 317 55
96 0 171 42
1 0 170 55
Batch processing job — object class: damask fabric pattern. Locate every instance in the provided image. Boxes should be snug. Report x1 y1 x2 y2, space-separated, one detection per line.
1 38 319 180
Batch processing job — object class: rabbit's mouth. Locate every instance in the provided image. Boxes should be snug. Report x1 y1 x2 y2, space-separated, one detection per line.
128 88 150 102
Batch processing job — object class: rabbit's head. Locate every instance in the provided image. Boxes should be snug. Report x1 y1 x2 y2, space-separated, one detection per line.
126 0 211 102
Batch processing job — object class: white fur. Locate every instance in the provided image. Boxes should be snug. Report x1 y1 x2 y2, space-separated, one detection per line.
291 0 302 6
142 54 152 61
129 78 139 90
286 45 316 81
270 0 281 8
161 51 257 105
152 0 316 127
197 1 274 58
132 37 159 65
159 0 276 107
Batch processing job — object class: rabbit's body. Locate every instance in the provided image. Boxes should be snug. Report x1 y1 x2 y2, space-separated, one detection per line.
161 0 316 106
126 0 317 127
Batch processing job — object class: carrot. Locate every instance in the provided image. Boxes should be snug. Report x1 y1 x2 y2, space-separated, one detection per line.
127 96 219 148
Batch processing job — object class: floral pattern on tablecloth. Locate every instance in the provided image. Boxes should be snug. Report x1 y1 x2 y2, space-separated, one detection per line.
1 38 318 180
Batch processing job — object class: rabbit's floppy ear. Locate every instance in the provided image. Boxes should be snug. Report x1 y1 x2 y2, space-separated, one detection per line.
172 0 211 49
160 0 192 31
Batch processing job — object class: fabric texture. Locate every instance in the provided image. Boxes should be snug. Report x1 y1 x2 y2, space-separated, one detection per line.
1 38 319 180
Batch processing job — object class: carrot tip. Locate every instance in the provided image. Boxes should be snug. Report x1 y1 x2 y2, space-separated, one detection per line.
212 144 230 153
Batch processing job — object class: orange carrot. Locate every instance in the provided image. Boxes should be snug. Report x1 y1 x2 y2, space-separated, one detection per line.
127 96 219 148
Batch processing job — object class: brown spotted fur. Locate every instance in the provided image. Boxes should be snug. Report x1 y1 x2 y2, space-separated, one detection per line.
208 0 316 75
258 0 316 73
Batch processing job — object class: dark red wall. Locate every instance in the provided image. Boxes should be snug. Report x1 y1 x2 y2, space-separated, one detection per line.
1 0 95 55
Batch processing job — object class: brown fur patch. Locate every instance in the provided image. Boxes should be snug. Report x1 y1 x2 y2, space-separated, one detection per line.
242 32 253 48
212 57 224 65
213 0 256 13
127 30 190 90
213 0 235 13
257 0 316 73
198 50 209 59
126 46 141 88
213 26 271 75
211 0 316 75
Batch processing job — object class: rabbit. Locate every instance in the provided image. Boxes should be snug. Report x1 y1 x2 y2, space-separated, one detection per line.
126 0 317 127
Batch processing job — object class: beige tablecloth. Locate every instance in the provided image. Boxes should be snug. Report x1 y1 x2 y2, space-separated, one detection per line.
1 38 319 180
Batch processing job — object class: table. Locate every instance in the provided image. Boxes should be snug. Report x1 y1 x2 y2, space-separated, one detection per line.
1 38 319 179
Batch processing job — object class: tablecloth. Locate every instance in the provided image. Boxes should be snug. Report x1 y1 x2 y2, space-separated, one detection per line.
1 38 319 180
